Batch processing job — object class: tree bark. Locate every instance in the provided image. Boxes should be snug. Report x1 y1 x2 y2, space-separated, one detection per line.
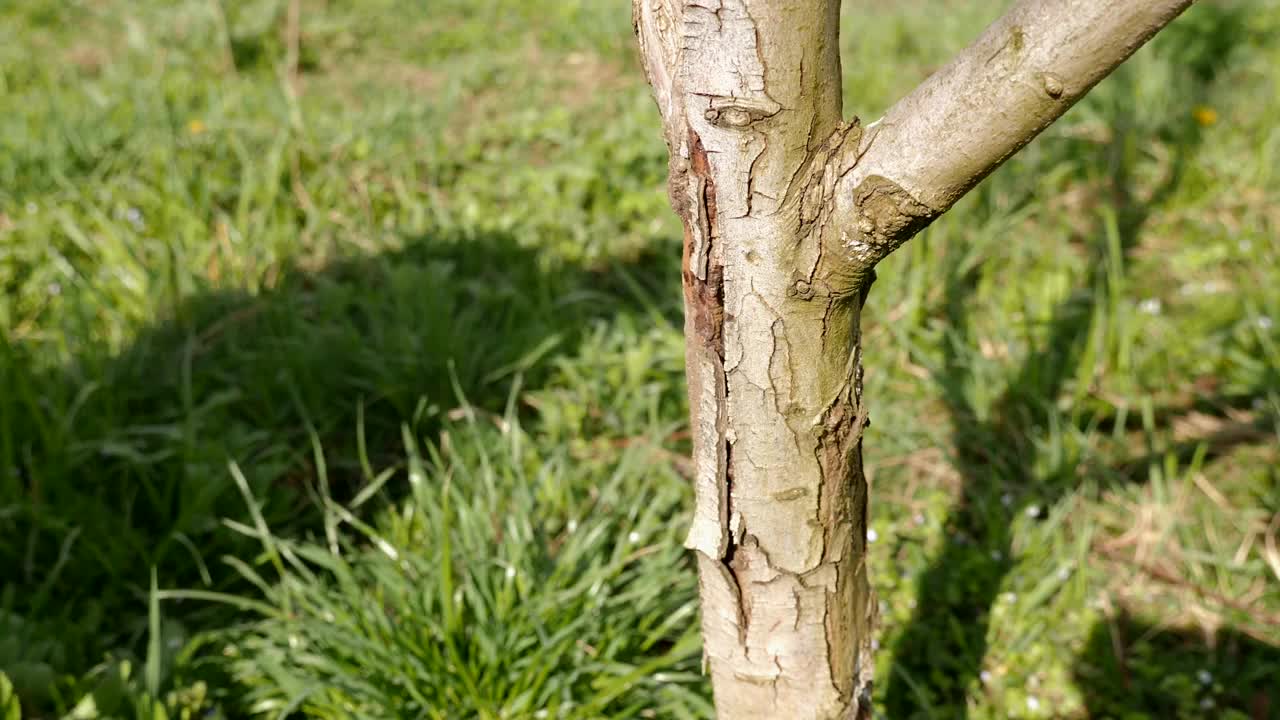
632 1 1191 717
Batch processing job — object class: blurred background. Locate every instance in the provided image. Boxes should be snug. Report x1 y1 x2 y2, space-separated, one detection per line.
1 0 1277 717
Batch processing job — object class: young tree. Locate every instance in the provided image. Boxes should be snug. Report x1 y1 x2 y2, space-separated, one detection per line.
631 0 1192 717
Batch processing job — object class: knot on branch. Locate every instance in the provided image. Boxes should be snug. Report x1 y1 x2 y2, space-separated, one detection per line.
843 175 939 266
703 96 781 129
853 175 936 245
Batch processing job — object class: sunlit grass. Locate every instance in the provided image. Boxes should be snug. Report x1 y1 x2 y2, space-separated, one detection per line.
1 0 1277 717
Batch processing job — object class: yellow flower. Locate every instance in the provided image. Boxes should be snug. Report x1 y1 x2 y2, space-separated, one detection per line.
1192 106 1218 127
187 119 207 135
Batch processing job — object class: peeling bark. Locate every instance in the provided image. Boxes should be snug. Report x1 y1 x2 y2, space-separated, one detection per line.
633 0 1191 717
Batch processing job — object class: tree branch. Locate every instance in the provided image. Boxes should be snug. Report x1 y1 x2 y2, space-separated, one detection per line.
829 0 1194 270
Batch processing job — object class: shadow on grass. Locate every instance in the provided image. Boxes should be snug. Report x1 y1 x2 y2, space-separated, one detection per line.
881 4 1276 718
0 227 679 704
1074 611 1280 720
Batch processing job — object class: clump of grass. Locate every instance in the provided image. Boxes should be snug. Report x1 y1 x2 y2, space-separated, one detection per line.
199 395 705 719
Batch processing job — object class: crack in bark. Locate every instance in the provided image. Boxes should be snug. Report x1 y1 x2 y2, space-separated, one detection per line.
682 127 747 643
786 119 867 300
743 130 767 217
684 129 723 350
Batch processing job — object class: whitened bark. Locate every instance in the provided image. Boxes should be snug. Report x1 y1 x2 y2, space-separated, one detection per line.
632 1 1191 717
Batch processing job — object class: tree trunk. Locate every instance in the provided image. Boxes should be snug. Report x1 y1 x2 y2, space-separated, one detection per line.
632 1 1192 717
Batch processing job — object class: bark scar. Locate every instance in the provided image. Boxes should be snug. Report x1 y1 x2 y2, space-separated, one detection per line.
681 127 738 589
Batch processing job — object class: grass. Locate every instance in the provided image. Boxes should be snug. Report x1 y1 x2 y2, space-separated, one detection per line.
1 0 1278 717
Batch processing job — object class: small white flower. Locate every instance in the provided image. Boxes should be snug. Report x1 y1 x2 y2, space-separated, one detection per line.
505 566 517 580
991 550 1004 561
1026 696 1040 712
1239 239 1253 252
1001 492 1014 507
1258 316 1273 330
47 282 61 296
1057 566 1071 581
1197 669 1213 685
125 207 145 229
567 519 578 533
980 670 993 684
1002 592 1018 604
288 635 301 649
867 528 879 543
1025 505 1041 518
628 531 640 543
1139 298 1162 315
870 638 880 651
914 513 926 526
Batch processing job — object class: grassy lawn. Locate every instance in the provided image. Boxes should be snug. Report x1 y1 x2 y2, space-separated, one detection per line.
1 0 1277 717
